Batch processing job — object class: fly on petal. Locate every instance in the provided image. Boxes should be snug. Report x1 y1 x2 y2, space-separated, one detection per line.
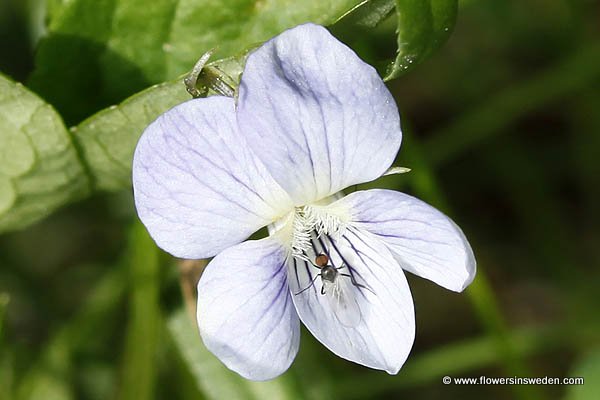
292 240 364 328
286 227 415 374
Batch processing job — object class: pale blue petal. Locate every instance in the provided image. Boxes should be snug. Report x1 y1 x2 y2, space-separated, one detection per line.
132 96 293 259
336 189 476 292
197 237 300 381
288 228 415 374
238 23 402 205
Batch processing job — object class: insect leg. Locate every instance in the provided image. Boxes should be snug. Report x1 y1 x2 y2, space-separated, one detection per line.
294 274 321 295
340 273 375 294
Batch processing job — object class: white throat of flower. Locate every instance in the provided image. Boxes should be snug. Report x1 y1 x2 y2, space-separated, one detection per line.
269 195 350 259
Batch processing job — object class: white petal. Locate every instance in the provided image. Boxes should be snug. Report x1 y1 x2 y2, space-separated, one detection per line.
336 189 476 292
288 228 415 374
237 23 402 205
132 96 293 259
197 237 300 381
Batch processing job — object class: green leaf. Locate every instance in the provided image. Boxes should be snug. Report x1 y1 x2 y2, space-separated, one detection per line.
29 0 178 124
73 80 187 191
331 0 457 80
329 0 397 77
6 0 461 230
565 348 600 400
30 0 369 123
335 0 395 28
385 0 457 79
74 56 244 191
0 74 90 233
163 0 382 77
167 309 301 400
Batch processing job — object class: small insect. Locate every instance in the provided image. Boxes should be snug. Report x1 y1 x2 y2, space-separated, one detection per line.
295 253 369 327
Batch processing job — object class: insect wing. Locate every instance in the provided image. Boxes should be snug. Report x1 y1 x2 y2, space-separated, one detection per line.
323 278 361 327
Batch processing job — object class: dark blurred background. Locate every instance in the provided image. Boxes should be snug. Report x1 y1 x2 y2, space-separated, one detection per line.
1 0 599 399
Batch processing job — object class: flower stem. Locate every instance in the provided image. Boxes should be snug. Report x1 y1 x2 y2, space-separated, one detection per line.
118 222 161 400
178 259 208 322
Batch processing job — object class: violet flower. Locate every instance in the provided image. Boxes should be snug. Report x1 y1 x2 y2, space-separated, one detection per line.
132 23 475 380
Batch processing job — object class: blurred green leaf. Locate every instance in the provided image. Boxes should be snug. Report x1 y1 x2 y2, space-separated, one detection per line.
0 293 7 342
480 136 577 280
74 56 243 191
336 323 577 399
0 74 90 233
565 348 600 400
571 89 600 223
385 0 457 79
0 355 14 400
424 42 600 165
118 222 161 400
399 131 540 400
16 336 75 400
0 293 10 400
14 264 127 400
29 0 370 123
167 309 301 400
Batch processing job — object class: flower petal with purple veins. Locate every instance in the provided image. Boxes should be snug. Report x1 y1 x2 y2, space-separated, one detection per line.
132 22 476 381
133 96 293 259
287 227 415 374
336 189 476 292
237 23 402 205
197 236 300 380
